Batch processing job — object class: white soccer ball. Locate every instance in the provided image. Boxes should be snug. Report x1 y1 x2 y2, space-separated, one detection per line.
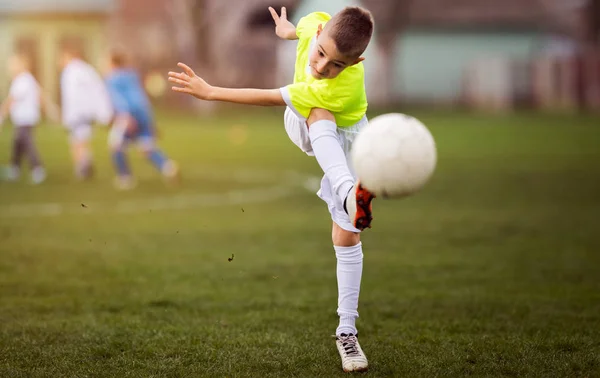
351 113 437 198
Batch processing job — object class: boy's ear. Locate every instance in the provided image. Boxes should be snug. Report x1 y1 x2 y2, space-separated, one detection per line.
316 23 323 36
351 57 365 65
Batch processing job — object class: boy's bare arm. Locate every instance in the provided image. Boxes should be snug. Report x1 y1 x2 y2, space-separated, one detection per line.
39 91 61 124
269 6 298 40
169 63 286 107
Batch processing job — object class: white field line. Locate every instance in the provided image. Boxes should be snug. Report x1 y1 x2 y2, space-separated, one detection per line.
0 170 320 218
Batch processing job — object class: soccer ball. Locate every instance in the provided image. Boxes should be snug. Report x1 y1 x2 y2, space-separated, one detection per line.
351 113 437 198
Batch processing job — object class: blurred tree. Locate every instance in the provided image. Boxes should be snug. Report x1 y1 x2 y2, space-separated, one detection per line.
588 0 600 44
168 0 211 108
360 0 409 105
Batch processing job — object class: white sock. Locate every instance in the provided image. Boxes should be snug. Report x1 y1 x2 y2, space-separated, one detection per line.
309 120 354 204
76 150 93 178
335 242 363 336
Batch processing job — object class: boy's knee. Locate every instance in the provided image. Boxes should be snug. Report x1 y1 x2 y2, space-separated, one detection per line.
332 222 360 246
307 108 335 127
110 146 123 154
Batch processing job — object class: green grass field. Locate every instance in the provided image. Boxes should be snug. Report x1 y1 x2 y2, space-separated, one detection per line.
1 108 599 377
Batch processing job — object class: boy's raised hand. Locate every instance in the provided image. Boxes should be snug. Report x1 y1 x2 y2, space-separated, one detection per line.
168 63 212 100
269 6 297 40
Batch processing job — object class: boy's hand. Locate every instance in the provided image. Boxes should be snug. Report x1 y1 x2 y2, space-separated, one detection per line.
269 7 297 40
168 63 213 100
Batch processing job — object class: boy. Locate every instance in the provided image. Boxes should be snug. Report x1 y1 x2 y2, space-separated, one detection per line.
104 49 179 189
169 6 374 372
59 45 113 180
0 52 48 184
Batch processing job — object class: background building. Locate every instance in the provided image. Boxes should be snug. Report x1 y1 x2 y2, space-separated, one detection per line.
0 0 114 103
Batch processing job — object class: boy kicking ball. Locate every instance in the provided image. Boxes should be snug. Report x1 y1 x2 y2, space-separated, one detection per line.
169 6 375 372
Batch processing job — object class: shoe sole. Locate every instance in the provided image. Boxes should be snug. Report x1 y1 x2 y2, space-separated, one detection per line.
354 182 375 231
343 366 369 373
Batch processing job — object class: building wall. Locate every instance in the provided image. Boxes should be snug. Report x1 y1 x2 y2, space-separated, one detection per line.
0 16 108 103
395 30 542 103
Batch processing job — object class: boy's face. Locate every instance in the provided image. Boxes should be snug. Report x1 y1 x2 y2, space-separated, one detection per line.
308 24 364 80
7 56 25 77
101 55 116 75
58 51 76 69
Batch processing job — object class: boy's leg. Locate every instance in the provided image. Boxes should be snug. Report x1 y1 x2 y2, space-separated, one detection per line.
136 132 179 183
307 111 354 202
332 223 369 373
22 127 46 184
69 125 94 180
108 129 135 190
319 175 369 372
307 109 374 230
8 128 26 180
332 222 362 336
108 117 133 177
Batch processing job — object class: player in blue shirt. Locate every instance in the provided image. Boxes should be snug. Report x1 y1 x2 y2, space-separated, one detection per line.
104 49 179 189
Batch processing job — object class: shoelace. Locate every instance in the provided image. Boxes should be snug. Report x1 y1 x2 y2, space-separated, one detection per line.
338 334 360 357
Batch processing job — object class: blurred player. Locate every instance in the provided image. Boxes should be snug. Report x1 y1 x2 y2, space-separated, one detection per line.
59 44 113 180
104 49 179 190
0 52 57 184
169 6 374 372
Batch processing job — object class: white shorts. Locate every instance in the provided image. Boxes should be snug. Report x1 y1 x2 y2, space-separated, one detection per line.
69 124 93 143
284 107 368 233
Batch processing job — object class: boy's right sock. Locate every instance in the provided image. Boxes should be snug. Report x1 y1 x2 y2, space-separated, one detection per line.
74 147 94 179
334 242 363 336
147 149 168 172
111 149 131 176
308 120 355 204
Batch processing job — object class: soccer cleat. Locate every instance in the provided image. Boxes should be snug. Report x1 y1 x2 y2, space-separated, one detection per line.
113 175 136 191
31 167 46 185
162 160 181 186
345 182 375 231
3 165 20 181
335 333 369 373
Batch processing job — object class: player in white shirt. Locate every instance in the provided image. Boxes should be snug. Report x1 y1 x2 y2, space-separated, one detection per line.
59 45 113 180
0 52 49 184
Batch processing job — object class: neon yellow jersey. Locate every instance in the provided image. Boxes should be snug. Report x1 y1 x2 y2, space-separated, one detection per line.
280 12 368 128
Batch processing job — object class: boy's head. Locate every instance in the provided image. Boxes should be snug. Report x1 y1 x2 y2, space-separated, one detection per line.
309 6 374 80
103 47 129 74
58 42 83 69
7 52 31 78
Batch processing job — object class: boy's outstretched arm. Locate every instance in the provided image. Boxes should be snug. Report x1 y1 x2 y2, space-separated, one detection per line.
169 63 286 107
269 6 298 40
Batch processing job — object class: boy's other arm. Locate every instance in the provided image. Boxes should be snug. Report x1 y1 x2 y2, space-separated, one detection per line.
169 63 286 107
269 6 298 40
39 91 61 124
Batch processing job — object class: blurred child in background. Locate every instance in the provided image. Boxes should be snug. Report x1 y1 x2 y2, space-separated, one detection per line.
0 52 57 184
59 44 113 180
104 48 179 190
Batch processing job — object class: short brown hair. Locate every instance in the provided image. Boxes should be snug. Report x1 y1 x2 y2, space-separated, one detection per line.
109 47 129 68
326 6 374 58
60 38 84 58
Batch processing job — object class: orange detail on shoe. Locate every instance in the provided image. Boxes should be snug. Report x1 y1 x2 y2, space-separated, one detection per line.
353 181 375 230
